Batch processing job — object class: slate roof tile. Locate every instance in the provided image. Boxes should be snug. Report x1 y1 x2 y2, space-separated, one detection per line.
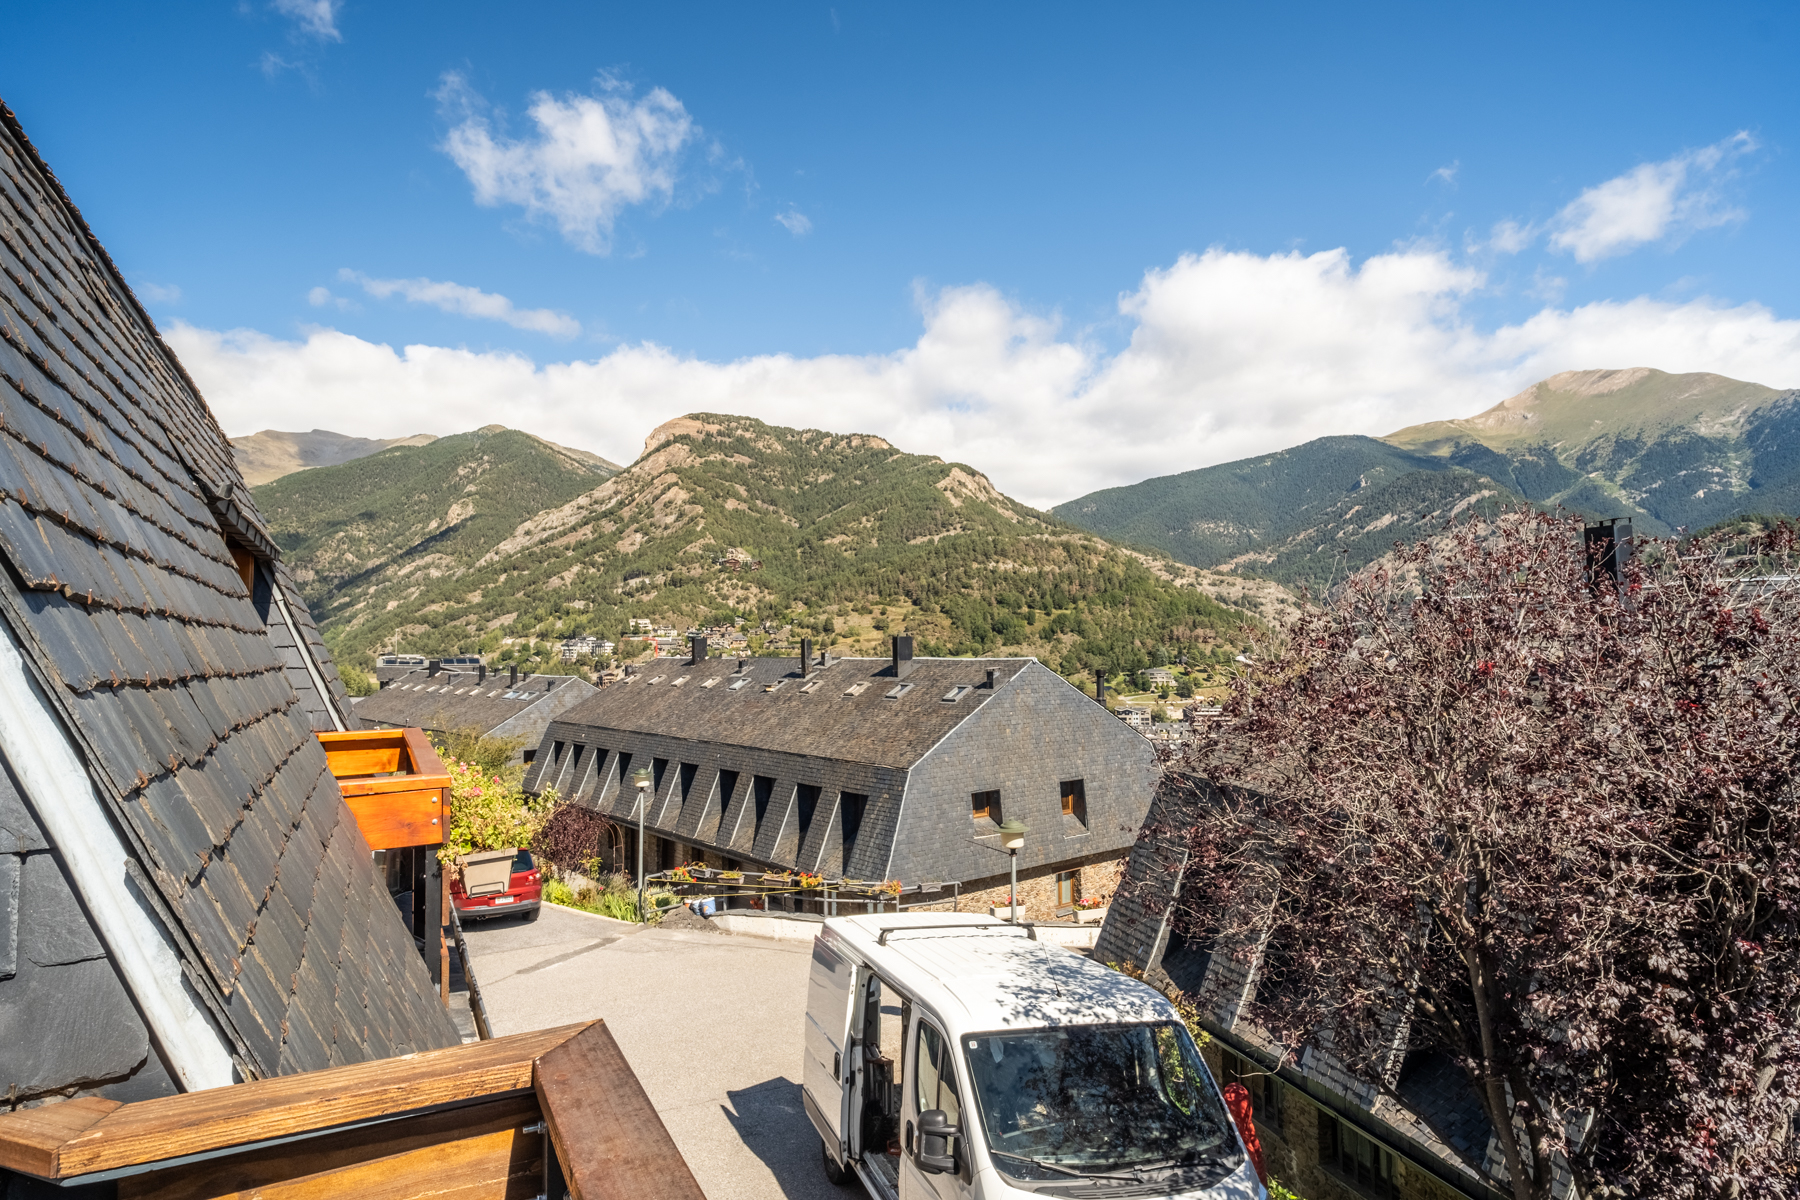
0 101 458 1077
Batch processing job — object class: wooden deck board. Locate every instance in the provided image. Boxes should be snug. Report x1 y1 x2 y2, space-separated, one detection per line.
120 1094 542 1200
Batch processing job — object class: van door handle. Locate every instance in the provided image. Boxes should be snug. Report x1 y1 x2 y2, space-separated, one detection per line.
905 1121 914 1154
833 1051 841 1081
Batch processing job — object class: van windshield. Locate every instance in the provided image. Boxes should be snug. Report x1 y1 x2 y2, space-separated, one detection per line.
962 1022 1241 1185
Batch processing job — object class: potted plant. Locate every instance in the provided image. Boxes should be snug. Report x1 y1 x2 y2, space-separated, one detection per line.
989 893 1025 921
1075 895 1109 924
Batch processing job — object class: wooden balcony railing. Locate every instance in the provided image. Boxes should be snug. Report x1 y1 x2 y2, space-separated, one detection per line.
0 1021 705 1200
318 726 455 1003
318 727 450 851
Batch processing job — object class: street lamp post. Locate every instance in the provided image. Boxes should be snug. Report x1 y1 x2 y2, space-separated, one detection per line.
997 819 1027 922
632 768 653 923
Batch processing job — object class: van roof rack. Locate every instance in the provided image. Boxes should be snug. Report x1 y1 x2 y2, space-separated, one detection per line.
877 921 1036 946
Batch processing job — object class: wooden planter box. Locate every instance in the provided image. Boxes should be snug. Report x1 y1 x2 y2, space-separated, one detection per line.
318 727 450 850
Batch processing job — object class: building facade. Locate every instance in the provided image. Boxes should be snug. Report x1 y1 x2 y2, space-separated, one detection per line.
523 642 1160 919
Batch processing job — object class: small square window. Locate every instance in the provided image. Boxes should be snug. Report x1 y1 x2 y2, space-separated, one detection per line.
971 790 1001 823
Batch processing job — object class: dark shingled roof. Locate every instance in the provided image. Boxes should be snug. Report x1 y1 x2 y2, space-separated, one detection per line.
552 656 1031 769
0 98 457 1079
355 669 596 741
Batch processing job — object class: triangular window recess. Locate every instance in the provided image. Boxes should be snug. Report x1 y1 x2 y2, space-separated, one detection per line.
844 682 871 697
700 677 720 689
942 685 972 702
885 683 914 700
728 677 753 692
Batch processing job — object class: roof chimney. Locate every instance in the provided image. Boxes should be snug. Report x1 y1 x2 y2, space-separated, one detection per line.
477 663 486 684
1584 518 1634 591
986 667 998 689
892 635 914 679
1094 669 1107 708
801 637 813 676
690 634 707 666
427 659 441 677
509 664 518 687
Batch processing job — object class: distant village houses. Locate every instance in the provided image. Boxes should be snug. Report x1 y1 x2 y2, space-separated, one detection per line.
358 662 598 763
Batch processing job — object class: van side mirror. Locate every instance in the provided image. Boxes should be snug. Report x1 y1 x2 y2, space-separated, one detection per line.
918 1109 958 1174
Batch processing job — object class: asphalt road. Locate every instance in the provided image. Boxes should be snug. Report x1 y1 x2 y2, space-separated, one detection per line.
461 903 860 1200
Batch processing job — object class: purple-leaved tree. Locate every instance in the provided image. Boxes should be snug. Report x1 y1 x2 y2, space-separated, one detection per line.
1155 510 1800 1199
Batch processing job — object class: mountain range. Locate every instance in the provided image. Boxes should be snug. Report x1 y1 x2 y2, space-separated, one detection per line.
1054 368 1799 589
230 428 440 485
255 416 1290 681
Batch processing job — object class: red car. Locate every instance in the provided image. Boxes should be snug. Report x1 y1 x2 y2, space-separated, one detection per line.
451 849 542 921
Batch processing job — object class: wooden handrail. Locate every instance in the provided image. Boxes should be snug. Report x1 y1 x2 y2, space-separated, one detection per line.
0 1023 585 1181
536 1024 707 1200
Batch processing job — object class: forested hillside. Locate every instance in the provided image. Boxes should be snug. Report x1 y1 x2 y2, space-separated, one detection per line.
259 415 1293 680
1054 435 1526 590
1055 369 1800 589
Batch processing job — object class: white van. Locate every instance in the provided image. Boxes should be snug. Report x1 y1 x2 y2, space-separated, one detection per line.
802 913 1264 1200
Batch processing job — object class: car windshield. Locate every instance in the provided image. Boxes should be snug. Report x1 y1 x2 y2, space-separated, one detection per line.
963 1022 1240 1183
511 850 534 873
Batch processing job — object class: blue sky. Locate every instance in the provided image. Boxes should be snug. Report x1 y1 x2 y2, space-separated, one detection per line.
5 2 1798 505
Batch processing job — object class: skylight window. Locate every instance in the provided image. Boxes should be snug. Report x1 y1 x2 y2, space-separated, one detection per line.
700 677 720 689
884 683 914 699
671 676 689 687
648 676 665 684
799 680 821 694
942 685 972 702
728 677 752 692
764 679 788 693
844 682 871 697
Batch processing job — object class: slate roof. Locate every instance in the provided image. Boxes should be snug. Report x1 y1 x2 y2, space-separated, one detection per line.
1096 770 1508 1199
0 99 457 1083
550 655 1032 769
355 669 596 742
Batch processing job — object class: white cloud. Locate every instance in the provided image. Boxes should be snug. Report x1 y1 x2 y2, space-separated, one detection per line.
1549 132 1757 263
169 247 1800 510
437 73 697 255
775 208 813 236
1430 161 1459 186
270 0 342 41
339 270 579 337
307 285 353 310
1487 218 1537 256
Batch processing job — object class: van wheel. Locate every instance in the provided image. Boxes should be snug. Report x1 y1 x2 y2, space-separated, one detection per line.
822 1138 847 1185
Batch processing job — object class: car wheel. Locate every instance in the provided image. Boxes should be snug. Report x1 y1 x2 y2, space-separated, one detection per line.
524 906 541 922
822 1137 847 1185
